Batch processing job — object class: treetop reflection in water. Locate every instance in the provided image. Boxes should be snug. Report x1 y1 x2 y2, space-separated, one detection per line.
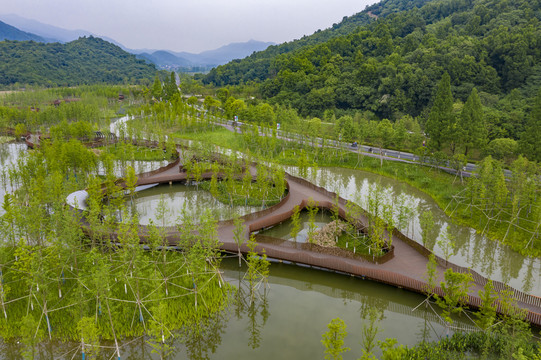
130 182 261 225
0 258 474 359
291 166 541 296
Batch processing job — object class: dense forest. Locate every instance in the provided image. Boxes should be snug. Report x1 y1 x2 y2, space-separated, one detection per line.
201 0 541 161
0 36 157 86
201 0 433 87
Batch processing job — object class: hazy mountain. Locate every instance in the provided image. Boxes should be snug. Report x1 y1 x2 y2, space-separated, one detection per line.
136 40 275 70
0 13 127 49
0 14 90 42
0 20 45 42
0 14 274 69
137 50 192 68
175 40 275 65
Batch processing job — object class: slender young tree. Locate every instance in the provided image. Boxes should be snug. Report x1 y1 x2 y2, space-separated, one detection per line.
435 269 473 325
233 216 245 267
475 280 498 331
424 253 438 299
307 199 319 243
419 210 435 249
246 234 270 304
438 227 456 265
321 317 350 360
290 205 301 242
151 75 163 101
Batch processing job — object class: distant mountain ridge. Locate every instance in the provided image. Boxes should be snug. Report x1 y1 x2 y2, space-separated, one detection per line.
136 40 276 69
0 20 44 42
0 14 274 69
176 40 276 65
0 36 157 86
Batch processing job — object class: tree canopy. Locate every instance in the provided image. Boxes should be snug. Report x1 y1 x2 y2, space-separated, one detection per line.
0 36 158 86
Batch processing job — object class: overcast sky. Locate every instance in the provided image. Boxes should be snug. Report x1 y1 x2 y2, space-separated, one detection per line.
3 0 377 53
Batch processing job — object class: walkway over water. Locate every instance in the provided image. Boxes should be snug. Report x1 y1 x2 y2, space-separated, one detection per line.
68 157 541 327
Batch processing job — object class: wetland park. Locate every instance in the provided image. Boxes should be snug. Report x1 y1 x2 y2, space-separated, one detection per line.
1 0 541 358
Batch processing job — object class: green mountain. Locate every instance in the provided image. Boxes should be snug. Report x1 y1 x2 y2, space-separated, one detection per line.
0 36 157 86
0 20 44 42
202 0 541 130
202 0 432 86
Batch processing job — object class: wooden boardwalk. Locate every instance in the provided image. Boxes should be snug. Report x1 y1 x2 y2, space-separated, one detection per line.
70 157 541 327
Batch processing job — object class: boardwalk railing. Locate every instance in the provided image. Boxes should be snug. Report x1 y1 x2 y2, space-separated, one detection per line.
65 148 541 327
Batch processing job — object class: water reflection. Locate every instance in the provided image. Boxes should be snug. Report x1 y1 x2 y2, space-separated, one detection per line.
287 166 541 296
131 183 260 225
0 257 477 359
182 311 227 360
0 143 26 216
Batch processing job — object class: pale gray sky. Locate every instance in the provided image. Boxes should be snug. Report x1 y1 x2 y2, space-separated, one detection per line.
3 0 377 53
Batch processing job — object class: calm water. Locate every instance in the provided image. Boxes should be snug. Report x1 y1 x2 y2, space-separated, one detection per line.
288 166 541 296
131 182 261 225
0 258 471 359
1 140 540 358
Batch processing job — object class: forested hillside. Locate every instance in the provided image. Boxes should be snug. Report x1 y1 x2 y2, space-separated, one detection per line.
202 0 433 87
0 36 157 86
202 0 541 158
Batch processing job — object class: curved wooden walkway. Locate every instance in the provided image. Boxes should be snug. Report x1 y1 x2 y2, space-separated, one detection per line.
68 157 541 327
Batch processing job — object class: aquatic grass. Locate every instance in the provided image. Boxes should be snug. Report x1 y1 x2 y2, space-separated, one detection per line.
0 136 15 144
172 127 242 149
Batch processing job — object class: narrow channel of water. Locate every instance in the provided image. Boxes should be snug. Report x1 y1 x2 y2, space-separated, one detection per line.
0 142 26 216
286 166 541 296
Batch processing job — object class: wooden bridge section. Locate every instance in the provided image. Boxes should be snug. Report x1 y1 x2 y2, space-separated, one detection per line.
68 157 541 327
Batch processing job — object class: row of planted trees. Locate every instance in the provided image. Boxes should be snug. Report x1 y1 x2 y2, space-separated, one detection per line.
320 264 540 359
233 116 541 258
0 85 144 135
457 155 541 255
0 128 242 359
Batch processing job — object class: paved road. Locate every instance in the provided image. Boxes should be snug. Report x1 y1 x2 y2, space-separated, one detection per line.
207 117 487 178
